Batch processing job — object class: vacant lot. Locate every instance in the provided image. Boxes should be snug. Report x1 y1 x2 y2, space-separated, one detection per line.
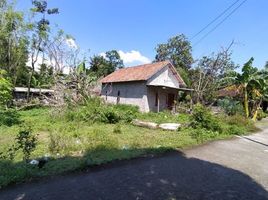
0 107 256 188
0 126 267 200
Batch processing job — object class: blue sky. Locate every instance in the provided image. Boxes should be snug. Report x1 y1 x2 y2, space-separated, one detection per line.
17 0 268 68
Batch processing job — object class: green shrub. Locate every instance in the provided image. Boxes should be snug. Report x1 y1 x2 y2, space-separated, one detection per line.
257 109 267 121
0 109 20 126
0 128 37 161
217 98 243 115
190 104 222 132
227 125 246 135
63 98 139 124
189 128 219 142
222 114 254 128
101 107 120 123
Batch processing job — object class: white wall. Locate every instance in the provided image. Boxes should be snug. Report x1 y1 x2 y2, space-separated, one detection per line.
147 66 180 89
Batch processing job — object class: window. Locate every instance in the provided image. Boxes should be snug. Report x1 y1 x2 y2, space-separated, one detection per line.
155 92 158 106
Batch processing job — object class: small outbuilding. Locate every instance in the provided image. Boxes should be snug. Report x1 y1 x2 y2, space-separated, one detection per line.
13 87 54 101
100 60 188 112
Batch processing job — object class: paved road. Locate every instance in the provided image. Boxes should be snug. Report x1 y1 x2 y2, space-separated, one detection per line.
1 124 268 200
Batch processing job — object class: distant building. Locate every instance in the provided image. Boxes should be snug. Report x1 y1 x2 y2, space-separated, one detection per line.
100 60 190 112
13 87 54 101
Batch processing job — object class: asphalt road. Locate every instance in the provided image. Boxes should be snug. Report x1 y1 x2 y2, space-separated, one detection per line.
1 122 268 200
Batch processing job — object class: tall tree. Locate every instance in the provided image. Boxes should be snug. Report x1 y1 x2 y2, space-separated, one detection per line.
89 50 124 78
0 0 28 86
190 43 237 103
27 0 58 101
155 34 193 85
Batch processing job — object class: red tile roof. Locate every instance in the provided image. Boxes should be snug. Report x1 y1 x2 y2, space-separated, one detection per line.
101 60 186 86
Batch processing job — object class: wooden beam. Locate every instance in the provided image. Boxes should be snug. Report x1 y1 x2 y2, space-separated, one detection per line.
157 93 160 113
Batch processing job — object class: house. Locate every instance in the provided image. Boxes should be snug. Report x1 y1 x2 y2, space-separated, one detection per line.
13 87 54 101
100 60 189 112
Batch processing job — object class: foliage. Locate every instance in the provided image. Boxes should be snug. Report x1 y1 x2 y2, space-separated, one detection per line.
15 129 37 161
0 107 257 188
0 128 37 161
256 109 268 121
189 128 219 143
155 34 193 70
89 50 124 78
190 44 237 104
0 70 12 107
0 109 20 126
217 98 243 115
190 104 222 133
223 57 268 120
64 98 139 124
154 34 193 85
0 1 29 86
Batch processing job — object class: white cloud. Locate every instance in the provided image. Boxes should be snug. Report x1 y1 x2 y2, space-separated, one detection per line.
26 55 71 74
118 50 151 64
66 38 78 49
26 55 50 70
99 52 106 58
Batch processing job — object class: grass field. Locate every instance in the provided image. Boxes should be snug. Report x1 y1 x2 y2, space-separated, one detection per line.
0 107 256 188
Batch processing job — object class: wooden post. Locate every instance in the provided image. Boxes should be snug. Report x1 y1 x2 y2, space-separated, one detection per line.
157 93 160 113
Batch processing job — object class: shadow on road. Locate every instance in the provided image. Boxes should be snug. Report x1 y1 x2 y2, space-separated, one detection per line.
0 148 268 200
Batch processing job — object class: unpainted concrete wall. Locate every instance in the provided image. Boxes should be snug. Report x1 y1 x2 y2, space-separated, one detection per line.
101 82 178 113
101 81 148 112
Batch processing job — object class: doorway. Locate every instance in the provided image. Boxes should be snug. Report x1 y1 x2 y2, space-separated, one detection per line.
167 93 175 110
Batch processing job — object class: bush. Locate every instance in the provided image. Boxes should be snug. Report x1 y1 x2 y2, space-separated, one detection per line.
227 125 246 135
190 104 222 132
217 98 243 115
189 128 219 142
222 114 254 128
64 98 139 124
16 129 37 161
101 107 121 123
257 109 267 121
0 128 37 161
0 109 20 126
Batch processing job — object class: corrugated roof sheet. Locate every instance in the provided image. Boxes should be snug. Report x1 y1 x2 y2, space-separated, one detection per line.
14 87 54 93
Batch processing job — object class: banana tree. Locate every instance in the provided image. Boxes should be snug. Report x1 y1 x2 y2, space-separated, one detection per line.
235 58 259 117
250 73 268 121
223 58 266 118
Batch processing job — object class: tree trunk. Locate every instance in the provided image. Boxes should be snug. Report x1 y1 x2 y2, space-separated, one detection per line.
252 100 262 121
244 88 249 118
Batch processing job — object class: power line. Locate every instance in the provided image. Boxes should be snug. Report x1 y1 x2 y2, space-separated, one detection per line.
193 0 248 47
190 0 241 40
